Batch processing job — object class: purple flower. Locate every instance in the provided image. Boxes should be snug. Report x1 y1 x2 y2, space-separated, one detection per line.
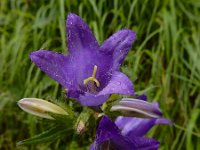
90 116 161 150
90 95 172 149
29 13 136 106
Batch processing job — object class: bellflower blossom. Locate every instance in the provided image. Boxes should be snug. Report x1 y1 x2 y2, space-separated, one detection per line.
30 13 136 106
90 96 172 149
90 115 171 150
90 116 160 150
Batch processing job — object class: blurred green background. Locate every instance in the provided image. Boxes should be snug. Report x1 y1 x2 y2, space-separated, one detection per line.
0 0 200 149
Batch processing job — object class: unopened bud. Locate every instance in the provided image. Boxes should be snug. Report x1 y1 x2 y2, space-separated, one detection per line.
76 120 86 134
18 98 68 119
110 98 162 118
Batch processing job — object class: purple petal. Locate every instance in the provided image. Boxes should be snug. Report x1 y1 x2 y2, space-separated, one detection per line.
66 13 99 54
93 116 134 150
111 98 162 118
66 14 113 88
155 118 173 125
100 30 136 70
89 143 95 150
77 92 109 106
115 117 133 130
116 117 157 137
66 50 112 91
97 72 134 96
93 116 159 150
137 94 147 101
129 136 160 150
95 116 121 144
29 50 77 89
66 13 113 86
115 116 172 137
66 89 83 99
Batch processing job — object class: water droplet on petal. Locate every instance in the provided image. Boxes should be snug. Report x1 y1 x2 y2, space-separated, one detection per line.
111 87 115 92
116 81 121 86
121 84 127 90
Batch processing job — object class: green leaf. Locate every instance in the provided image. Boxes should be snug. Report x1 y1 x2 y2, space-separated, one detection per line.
17 126 72 146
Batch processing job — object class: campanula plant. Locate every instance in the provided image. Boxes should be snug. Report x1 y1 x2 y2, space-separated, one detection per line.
30 13 136 106
17 13 172 149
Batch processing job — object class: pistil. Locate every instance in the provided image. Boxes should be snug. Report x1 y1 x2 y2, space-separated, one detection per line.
83 65 100 93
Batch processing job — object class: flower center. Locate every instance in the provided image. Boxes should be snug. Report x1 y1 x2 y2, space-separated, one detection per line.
83 65 100 93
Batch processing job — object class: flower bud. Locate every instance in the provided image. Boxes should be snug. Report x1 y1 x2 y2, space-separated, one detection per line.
110 98 162 118
18 98 68 119
76 120 86 134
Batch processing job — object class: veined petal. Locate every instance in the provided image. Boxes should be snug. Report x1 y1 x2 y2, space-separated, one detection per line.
110 98 162 118
67 51 111 91
129 136 160 150
115 116 172 137
92 116 159 150
66 13 99 54
92 116 133 150
66 13 112 87
97 72 134 96
29 50 77 89
155 118 173 124
100 29 136 70
77 92 109 106
17 98 68 119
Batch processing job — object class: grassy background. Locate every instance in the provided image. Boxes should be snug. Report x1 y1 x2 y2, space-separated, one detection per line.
0 0 200 149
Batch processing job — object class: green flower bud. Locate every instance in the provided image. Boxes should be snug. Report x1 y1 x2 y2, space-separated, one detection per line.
18 98 68 119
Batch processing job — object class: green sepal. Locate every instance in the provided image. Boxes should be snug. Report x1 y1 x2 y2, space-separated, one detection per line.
47 98 74 117
101 94 119 112
101 94 123 118
48 113 74 128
